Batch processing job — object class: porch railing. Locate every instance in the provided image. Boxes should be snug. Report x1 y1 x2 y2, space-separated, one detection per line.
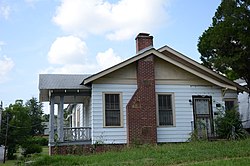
63 127 91 142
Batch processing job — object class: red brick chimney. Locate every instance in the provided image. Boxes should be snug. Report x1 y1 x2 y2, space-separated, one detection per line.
126 33 157 145
135 33 153 53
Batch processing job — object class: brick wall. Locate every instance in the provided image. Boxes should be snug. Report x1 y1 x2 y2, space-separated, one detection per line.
136 33 153 53
126 54 157 145
49 144 125 155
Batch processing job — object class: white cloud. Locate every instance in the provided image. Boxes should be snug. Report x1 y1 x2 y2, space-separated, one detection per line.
43 48 123 74
48 36 87 65
0 55 14 83
0 4 10 20
53 0 169 40
96 48 123 70
44 34 124 74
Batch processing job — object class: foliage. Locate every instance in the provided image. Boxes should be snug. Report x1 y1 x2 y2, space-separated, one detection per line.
42 114 49 122
29 139 250 166
26 97 44 135
215 108 247 139
31 137 48 146
197 0 250 89
0 100 31 159
188 129 208 142
21 137 42 157
0 98 44 159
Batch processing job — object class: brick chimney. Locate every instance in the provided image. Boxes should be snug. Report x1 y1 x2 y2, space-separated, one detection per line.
126 33 157 145
135 33 153 53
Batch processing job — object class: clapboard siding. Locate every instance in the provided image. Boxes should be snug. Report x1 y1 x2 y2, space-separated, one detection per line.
156 84 223 142
91 84 137 144
90 83 237 144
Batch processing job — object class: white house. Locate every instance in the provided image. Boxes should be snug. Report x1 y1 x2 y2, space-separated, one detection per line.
236 79 250 129
39 33 248 155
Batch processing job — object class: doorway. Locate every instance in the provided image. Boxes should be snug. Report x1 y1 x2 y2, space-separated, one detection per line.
192 96 214 139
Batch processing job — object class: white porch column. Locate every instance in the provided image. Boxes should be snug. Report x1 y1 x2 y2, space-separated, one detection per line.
49 95 55 145
57 96 64 142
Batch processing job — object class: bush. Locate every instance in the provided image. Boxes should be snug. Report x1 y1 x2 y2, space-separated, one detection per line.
32 137 48 146
22 143 42 157
21 137 43 157
215 109 247 140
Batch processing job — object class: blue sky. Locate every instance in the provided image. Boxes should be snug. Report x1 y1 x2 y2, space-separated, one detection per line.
0 0 221 113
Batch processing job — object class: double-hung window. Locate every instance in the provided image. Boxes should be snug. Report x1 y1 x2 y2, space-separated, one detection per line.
158 94 174 126
104 93 122 127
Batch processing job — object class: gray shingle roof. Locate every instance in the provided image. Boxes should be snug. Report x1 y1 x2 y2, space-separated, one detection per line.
39 74 91 90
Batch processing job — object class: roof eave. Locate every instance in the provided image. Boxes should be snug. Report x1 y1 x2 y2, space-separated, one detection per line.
158 45 248 93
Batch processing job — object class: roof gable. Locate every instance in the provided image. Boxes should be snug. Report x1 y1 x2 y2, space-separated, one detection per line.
83 46 247 92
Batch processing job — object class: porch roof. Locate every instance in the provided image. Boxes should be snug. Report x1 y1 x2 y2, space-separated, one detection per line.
39 74 92 103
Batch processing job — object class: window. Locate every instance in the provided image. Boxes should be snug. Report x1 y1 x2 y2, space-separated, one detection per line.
104 93 122 127
158 94 174 126
225 99 237 111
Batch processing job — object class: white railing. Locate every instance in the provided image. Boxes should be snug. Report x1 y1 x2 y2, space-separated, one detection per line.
63 127 91 142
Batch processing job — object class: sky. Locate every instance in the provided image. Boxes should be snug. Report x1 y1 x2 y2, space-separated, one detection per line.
0 0 222 113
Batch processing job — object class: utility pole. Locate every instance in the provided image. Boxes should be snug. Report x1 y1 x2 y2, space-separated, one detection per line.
0 101 2 132
3 113 8 164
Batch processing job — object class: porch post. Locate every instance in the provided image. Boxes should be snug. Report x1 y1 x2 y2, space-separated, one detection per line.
57 95 64 142
49 95 55 145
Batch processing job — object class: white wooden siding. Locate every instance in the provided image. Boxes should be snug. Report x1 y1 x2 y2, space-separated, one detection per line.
156 84 223 143
91 84 137 144
91 83 237 144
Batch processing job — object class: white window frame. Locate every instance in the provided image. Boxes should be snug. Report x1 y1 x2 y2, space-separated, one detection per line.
103 92 123 128
156 93 176 127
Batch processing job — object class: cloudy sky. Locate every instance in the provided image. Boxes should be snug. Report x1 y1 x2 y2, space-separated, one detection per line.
0 0 221 112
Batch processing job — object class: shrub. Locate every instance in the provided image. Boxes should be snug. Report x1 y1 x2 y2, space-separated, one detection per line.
215 109 247 140
32 137 48 146
22 143 42 157
21 137 43 157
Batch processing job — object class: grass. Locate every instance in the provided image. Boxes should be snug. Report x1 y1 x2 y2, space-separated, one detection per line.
0 146 49 165
27 139 250 166
1 159 17 166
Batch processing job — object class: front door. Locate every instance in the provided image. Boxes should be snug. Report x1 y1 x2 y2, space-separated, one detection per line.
193 96 214 139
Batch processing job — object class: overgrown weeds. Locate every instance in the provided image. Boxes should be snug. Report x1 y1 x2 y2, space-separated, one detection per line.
28 139 250 166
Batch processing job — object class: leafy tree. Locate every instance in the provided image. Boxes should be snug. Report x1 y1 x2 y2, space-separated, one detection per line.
25 97 44 135
198 0 250 89
0 98 45 159
0 100 31 159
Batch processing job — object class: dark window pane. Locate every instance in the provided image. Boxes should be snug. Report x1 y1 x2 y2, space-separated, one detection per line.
105 110 120 126
158 94 173 126
105 94 121 126
225 100 235 111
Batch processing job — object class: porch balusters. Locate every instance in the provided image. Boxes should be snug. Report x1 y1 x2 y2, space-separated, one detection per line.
63 127 91 142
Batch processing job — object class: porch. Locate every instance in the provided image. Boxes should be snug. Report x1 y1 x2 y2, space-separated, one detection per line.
50 127 92 146
39 74 92 146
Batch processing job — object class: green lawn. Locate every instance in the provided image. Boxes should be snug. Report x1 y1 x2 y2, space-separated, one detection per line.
27 139 250 166
3 140 250 165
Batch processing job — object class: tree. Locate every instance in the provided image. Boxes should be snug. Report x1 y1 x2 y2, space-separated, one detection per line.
198 0 250 89
0 100 31 159
0 98 45 159
25 97 44 135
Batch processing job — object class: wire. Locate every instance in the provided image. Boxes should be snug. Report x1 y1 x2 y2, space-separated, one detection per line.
1 121 45 129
